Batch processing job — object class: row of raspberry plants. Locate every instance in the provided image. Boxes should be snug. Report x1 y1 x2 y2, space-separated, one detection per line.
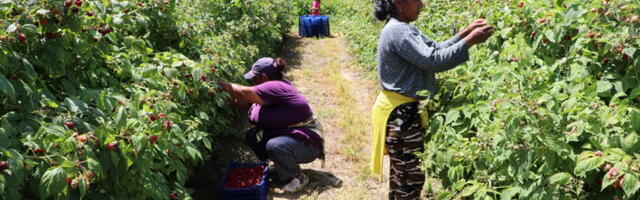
0 0 302 199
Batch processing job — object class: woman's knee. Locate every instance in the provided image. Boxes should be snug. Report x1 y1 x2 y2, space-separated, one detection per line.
265 139 281 153
266 137 292 156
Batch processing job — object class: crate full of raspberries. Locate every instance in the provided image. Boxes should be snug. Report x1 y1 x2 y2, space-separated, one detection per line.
217 161 269 200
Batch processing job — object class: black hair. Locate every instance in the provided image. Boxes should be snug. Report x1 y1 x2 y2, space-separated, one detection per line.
374 0 395 21
266 57 286 80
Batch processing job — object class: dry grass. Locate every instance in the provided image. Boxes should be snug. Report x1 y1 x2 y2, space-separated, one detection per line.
268 33 387 200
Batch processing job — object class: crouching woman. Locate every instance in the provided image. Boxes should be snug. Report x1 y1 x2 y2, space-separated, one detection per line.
218 57 324 193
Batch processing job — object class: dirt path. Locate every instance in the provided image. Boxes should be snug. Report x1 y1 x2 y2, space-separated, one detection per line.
267 33 388 200
187 33 391 200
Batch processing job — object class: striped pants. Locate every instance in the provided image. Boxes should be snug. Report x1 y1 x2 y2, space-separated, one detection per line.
386 102 425 200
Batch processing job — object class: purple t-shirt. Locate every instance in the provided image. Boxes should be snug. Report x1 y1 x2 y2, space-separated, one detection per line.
249 80 323 149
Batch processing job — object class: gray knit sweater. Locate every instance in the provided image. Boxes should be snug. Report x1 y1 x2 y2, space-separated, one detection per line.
376 18 469 99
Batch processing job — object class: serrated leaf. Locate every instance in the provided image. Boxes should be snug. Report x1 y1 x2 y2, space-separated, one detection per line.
114 107 127 131
184 60 195 67
21 24 37 34
563 5 585 25
0 175 5 193
171 61 183 67
548 172 571 185
43 98 59 108
198 112 209 121
40 166 66 199
621 134 638 153
501 186 522 200
545 30 556 43
622 173 640 197
86 158 102 175
574 156 604 176
623 47 636 56
79 178 88 198
445 110 460 125
596 81 612 93
460 184 478 197
186 146 202 161
631 87 640 98
64 97 89 114
632 109 640 132
0 73 15 101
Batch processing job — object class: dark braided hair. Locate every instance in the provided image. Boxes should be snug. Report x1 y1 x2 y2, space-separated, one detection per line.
374 0 395 21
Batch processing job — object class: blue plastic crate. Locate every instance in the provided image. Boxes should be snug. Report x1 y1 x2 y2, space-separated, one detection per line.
217 161 269 200
299 15 330 37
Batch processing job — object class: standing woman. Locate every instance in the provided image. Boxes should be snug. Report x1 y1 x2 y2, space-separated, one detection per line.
370 0 494 199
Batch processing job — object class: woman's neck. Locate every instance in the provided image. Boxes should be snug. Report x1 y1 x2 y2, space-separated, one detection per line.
393 16 411 23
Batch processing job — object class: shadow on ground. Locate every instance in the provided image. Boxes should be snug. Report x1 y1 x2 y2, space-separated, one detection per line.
269 168 343 199
280 34 304 70
186 120 257 199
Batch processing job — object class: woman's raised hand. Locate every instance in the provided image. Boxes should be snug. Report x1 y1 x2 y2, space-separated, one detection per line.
459 19 488 38
468 19 487 30
463 25 494 47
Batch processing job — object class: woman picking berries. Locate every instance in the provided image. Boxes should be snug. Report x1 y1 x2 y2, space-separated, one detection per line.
370 0 494 199
218 57 324 193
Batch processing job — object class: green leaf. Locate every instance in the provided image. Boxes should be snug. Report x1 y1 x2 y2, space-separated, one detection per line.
574 156 604 176
198 112 209 121
623 47 636 57
460 184 478 197
622 173 640 197
79 178 88 198
602 173 614 191
501 186 522 200
631 109 640 132
563 5 585 25
86 158 103 176
42 98 59 108
64 97 89 114
0 73 15 101
554 0 564 9
171 61 183 67
548 172 571 185
203 137 212 151
21 24 37 35
631 87 640 98
114 107 127 131
621 134 638 153
596 81 612 93
445 110 460 125
40 166 66 199
545 30 556 43
186 146 202 161
0 175 5 193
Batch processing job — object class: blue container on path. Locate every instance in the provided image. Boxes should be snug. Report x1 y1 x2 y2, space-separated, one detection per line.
299 15 330 37
217 161 269 200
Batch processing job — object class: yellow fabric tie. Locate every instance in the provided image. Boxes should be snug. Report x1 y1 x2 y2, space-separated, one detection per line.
370 90 429 180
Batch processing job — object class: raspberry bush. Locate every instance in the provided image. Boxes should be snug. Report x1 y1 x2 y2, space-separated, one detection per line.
0 0 303 199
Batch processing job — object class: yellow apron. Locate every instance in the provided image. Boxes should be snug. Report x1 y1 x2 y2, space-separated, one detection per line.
370 90 429 180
